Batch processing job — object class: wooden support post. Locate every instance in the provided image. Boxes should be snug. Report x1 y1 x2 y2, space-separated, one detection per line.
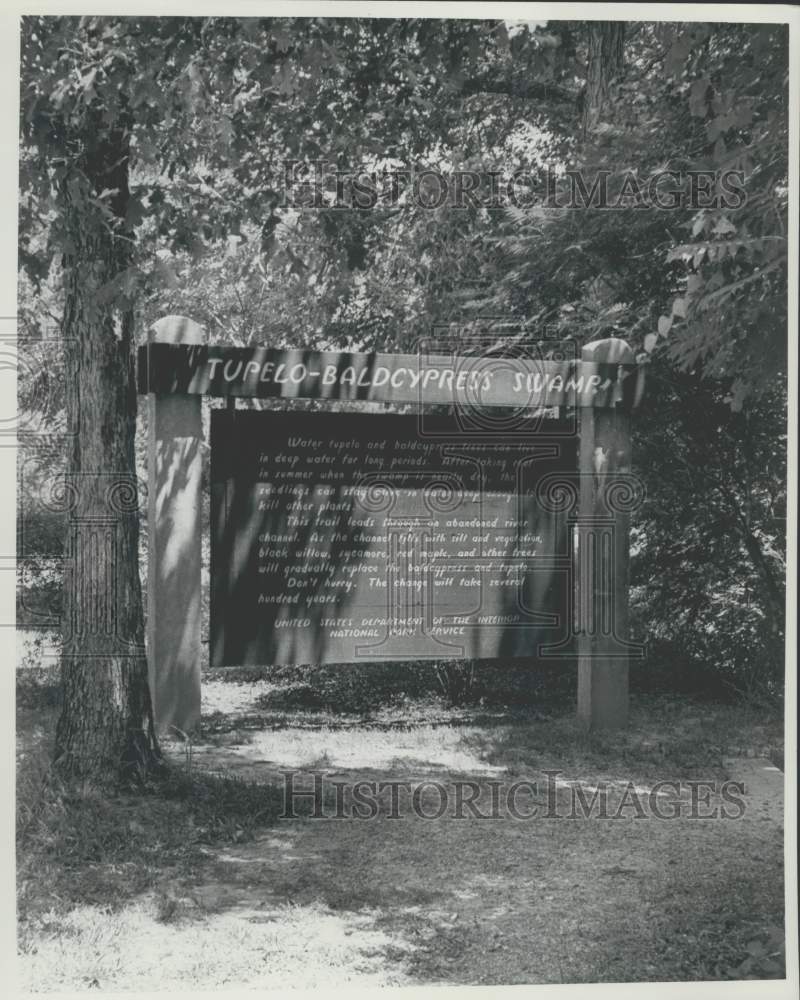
577 337 635 730
146 316 204 736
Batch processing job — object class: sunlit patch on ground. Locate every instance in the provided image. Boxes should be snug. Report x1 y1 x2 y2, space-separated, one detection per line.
19 897 416 992
169 722 508 774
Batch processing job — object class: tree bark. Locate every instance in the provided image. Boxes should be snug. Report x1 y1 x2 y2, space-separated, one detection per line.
582 22 625 134
54 112 160 783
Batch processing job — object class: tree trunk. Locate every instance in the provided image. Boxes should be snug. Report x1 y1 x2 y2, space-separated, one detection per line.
54 113 160 783
582 22 625 134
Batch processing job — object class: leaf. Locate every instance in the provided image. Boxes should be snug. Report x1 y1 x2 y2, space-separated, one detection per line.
665 38 691 76
125 197 146 229
707 116 726 142
644 333 658 353
671 298 687 319
689 78 709 117
657 315 673 337
273 63 298 96
712 217 737 236
272 26 292 53
50 77 73 109
80 68 98 103
217 116 234 149
496 21 510 52
154 258 178 289
729 379 748 412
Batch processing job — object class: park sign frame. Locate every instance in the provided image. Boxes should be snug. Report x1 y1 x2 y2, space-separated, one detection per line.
139 315 645 737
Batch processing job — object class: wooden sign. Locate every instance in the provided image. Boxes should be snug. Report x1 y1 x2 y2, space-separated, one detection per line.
210 409 578 667
141 317 643 735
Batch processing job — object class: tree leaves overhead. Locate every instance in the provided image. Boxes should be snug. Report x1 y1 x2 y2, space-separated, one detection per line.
477 22 788 406
20 17 788 392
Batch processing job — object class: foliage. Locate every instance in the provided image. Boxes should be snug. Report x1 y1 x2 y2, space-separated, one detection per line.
19 18 789 368
473 22 788 403
631 364 786 703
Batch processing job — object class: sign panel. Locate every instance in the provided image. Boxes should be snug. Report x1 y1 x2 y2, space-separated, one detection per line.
139 343 642 409
210 409 578 667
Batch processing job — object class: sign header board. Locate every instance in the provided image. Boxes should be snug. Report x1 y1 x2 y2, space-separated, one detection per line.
138 343 642 409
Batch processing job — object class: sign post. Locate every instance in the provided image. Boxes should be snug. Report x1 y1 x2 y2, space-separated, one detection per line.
145 316 204 735
577 338 641 729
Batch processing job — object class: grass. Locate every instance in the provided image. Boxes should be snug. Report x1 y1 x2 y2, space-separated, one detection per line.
18 715 287 915
17 666 786 990
21 898 409 991
457 694 785 783
17 703 413 991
